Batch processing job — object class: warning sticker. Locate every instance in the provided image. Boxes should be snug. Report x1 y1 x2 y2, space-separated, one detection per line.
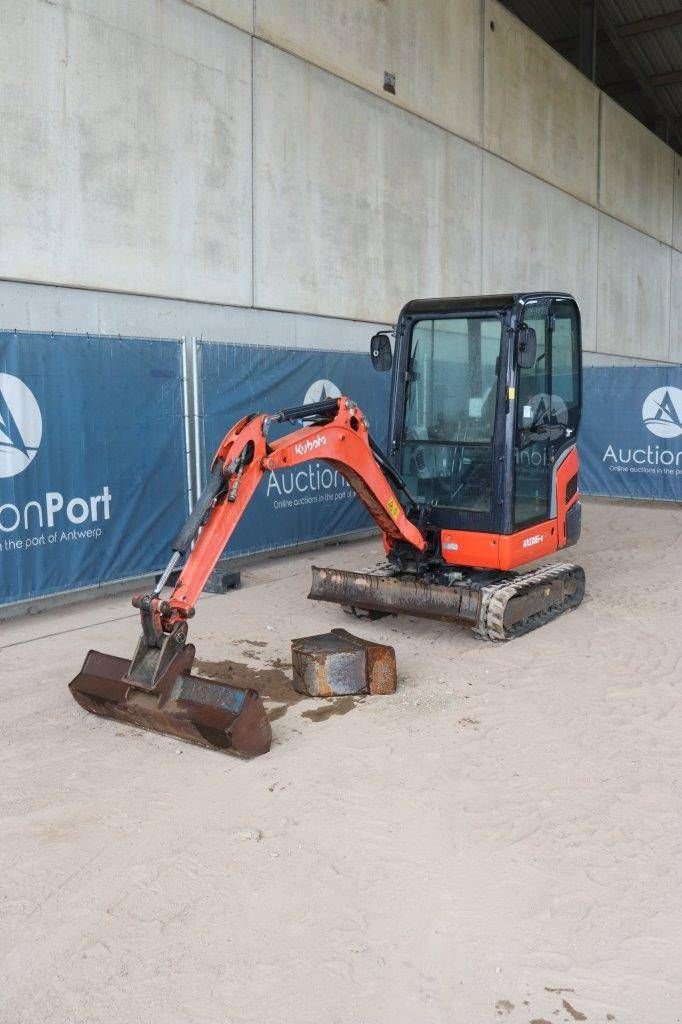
386 497 400 521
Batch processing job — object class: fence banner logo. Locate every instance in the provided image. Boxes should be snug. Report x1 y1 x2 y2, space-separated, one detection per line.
303 378 341 405
642 386 682 439
0 373 43 478
581 366 682 501
0 332 188 605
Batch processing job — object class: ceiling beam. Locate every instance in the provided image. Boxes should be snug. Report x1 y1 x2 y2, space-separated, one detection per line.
649 69 682 88
551 10 682 53
605 70 682 92
578 0 598 81
551 29 608 54
619 11 682 37
584 0 682 152
603 77 641 96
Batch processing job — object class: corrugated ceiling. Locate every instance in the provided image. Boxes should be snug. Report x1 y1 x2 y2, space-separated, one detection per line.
499 0 682 153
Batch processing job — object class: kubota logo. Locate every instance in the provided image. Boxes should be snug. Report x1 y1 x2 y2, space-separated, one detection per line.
0 373 42 478
294 435 327 456
642 386 682 439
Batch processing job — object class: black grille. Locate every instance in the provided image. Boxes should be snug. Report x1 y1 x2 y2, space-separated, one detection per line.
565 473 578 503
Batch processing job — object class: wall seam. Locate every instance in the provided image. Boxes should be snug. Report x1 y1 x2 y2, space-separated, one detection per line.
667 245 673 362
251 31 256 309
595 90 602 357
479 0 486 292
479 0 486 153
595 207 602 358
596 91 603 213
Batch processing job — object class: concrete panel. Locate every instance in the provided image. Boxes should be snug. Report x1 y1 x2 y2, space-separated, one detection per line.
255 0 482 144
253 42 483 324
670 251 681 363
184 0 253 33
0 0 252 305
597 215 671 361
599 96 674 246
484 0 599 206
0 280 387 353
481 155 598 351
674 155 682 253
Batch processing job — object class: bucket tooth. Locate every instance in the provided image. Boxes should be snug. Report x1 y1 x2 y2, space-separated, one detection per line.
69 646 271 758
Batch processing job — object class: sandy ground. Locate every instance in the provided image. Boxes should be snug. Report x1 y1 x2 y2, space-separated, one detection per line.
1 497 681 1024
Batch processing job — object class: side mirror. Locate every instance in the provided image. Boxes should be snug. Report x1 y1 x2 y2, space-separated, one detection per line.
516 325 537 369
370 332 393 372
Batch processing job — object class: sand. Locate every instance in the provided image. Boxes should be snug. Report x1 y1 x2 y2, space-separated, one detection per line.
1 497 681 1024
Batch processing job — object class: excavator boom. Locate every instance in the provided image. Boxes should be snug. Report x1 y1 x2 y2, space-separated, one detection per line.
163 397 425 628
69 396 427 756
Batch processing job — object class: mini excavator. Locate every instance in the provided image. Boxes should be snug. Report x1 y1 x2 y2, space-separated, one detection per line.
70 292 585 757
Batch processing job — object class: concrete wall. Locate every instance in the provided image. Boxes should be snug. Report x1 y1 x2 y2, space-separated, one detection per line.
0 0 679 365
597 215 672 361
481 154 599 351
254 41 482 322
0 0 252 305
671 251 682 363
255 0 482 145
484 0 599 206
599 96 675 245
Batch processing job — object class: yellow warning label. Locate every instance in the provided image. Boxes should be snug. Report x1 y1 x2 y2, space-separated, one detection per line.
386 497 400 521
508 386 516 399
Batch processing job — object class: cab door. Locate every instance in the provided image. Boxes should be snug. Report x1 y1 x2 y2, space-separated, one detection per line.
513 298 551 528
513 297 582 531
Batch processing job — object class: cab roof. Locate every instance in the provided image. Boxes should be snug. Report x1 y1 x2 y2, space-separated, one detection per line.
399 292 575 318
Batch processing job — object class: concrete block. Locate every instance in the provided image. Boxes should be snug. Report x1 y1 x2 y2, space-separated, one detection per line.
481 154 598 351
599 96 674 246
255 0 482 144
254 41 482 324
483 0 599 206
597 214 672 361
184 0 253 33
291 629 397 697
0 0 252 306
670 250 681 363
674 155 682 253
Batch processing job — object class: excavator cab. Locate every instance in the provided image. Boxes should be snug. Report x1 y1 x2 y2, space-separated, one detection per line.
370 292 582 570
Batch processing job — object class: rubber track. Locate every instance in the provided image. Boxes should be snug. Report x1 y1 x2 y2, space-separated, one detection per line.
474 562 585 641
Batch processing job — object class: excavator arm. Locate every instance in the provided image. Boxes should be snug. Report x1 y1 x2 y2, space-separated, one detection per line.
68 395 424 758
139 396 425 645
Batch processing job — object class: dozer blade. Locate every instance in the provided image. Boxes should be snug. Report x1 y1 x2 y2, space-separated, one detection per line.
69 646 272 758
309 565 482 626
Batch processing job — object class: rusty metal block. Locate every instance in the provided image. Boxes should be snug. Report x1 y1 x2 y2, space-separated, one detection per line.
291 628 397 697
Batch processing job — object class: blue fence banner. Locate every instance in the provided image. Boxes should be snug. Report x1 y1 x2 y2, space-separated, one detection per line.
0 332 188 604
580 365 682 501
199 342 391 557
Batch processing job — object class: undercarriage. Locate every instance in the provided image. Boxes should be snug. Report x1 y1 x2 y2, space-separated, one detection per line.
309 561 586 641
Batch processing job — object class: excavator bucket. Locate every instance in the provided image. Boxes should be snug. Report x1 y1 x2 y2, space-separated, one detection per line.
69 639 272 758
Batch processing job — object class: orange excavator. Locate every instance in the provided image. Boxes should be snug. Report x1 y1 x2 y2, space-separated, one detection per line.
70 292 585 757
